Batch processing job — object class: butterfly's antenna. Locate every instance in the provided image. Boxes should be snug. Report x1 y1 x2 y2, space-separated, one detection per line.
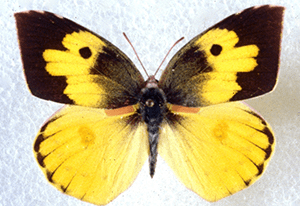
153 37 184 77
123 32 149 77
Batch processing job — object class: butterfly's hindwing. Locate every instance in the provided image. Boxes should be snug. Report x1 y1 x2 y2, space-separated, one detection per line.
34 105 148 205
159 102 275 202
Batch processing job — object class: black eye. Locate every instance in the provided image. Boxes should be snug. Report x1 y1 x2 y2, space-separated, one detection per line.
210 44 222 56
79 47 92 59
145 99 155 107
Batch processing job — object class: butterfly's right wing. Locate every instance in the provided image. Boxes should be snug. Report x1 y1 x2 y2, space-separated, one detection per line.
34 105 148 205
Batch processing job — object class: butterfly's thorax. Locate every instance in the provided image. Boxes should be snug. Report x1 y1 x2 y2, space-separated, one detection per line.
138 79 167 177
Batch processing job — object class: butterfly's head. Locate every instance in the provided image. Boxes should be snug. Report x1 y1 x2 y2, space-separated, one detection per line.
145 75 159 88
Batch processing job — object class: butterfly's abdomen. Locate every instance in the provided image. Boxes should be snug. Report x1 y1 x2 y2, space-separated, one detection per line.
139 87 167 177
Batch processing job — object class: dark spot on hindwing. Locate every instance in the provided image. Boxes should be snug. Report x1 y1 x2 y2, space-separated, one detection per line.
36 152 45 167
210 44 222 56
61 185 67 192
244 180 251 186
79 47 92 59
264 145 272 160
34 134 44 152
256 163 264 176
46 171 53 183
263 127 274 145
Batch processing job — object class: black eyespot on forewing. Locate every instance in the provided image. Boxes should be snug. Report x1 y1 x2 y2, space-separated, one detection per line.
210 44 222 56
79 47 92 59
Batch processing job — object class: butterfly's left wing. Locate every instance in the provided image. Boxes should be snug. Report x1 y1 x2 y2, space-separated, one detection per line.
159 102 274 202
15 11 144 109
159 5 284 107
34 105 148 205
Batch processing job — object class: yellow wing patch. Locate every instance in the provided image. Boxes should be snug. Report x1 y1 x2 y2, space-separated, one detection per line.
35 106 148 205
44 31 106 75
194 28 259 105
43 31 111 107
160 102 274 202
63 75 108 106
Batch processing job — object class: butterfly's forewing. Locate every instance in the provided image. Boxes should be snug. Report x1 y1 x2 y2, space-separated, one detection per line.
34 105 148 205
159 5 284 107
159 102 274 201
15 11 144 109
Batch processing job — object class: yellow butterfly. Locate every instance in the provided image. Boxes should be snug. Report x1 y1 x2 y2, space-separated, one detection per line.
15 5 284 205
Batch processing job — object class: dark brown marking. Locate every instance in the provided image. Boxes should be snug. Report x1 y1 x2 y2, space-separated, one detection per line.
46 171 53 183
36 153 45 167
244 179 251 186
264 145 273 160
210 44 222 56
34 134 44 152
79 47 92 59
256 163 264 176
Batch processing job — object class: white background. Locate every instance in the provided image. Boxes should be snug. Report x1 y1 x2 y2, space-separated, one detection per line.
0 0 299 205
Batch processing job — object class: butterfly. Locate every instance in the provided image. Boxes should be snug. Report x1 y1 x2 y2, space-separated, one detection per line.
15 5 284 205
